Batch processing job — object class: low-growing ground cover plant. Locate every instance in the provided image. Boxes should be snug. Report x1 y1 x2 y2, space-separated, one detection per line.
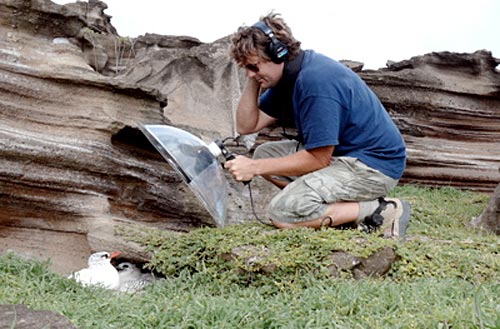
1 186 498 328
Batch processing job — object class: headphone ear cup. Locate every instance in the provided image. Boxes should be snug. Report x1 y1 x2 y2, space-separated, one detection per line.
268 40 288 63
252 21 289 64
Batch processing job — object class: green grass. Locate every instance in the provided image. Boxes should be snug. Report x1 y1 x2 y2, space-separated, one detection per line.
1 185 499 328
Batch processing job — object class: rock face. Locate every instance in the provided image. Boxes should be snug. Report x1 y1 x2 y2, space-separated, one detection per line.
0 0 499 273
0 0 234 273
360 52 500 192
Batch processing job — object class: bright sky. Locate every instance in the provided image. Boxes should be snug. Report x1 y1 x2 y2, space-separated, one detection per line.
54 0 499 69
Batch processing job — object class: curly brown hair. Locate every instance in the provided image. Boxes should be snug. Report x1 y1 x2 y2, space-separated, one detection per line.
229 12 301 66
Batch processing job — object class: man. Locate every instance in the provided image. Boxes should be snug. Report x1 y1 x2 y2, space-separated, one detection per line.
225 12 410 239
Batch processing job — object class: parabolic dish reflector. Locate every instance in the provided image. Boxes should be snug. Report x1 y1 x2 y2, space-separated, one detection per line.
139 124 228 226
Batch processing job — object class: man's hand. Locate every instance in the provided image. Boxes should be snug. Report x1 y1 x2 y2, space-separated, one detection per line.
236 79 277 135
224 145 335 182
224 155 256 182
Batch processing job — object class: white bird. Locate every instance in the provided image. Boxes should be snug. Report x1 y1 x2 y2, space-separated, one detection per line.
68 251 121 290
116 261 155 293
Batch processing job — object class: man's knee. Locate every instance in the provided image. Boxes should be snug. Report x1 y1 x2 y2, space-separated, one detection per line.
253 140 299 160
253 143 271 160
267 183 327 223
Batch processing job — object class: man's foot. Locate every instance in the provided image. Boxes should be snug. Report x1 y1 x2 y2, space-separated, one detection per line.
360 197 411 241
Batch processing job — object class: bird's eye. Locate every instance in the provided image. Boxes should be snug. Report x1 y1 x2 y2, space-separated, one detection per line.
101 253 109 259
123 264 129 269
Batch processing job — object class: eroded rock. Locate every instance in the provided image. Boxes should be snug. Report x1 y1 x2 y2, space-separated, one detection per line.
0 304 76 329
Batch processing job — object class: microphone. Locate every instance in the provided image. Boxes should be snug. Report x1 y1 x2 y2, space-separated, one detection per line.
207 140 251 185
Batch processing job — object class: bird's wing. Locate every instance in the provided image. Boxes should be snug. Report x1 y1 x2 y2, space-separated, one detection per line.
69 267 120 290
119 278 153 293
95 267 120 289
70 268 93 285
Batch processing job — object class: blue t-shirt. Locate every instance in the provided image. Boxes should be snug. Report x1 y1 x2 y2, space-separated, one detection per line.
259 50 406 179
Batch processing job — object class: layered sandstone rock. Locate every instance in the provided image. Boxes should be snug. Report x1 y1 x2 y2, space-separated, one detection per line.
361 51 500 191
0 0 226 273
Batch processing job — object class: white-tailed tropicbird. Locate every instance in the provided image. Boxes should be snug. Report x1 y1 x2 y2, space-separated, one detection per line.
116 261 155 293
68 251 121 290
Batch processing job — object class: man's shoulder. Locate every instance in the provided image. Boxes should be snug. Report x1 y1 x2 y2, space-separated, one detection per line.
301 50 353 80
297 51 355 96
303 50 343 68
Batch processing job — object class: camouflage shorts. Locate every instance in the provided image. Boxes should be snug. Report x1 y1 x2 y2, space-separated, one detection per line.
253 140 398 223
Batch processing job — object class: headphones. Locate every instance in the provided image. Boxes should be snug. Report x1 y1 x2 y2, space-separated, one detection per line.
252 21 289 63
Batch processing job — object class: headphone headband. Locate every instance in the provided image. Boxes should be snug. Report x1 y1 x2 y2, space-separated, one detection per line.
252 21 289 63
253 21 274 39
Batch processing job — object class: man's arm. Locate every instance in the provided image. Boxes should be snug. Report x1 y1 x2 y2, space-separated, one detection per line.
236 79 276 134
225 145 334 182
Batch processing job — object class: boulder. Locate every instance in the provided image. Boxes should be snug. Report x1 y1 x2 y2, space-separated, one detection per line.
0 304 76 329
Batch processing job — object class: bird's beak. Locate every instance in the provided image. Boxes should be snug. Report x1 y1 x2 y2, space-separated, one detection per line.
109 251 121 259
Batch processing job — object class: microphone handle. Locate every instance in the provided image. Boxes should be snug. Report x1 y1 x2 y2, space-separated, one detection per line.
224 153 250 185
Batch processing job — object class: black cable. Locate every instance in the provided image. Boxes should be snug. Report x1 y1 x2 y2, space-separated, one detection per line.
219 137 273 227
247 181 274 227
222 135 240 145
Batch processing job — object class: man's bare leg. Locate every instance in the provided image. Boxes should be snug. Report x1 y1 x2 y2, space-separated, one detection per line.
261 175 290 189
271 201 360 229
